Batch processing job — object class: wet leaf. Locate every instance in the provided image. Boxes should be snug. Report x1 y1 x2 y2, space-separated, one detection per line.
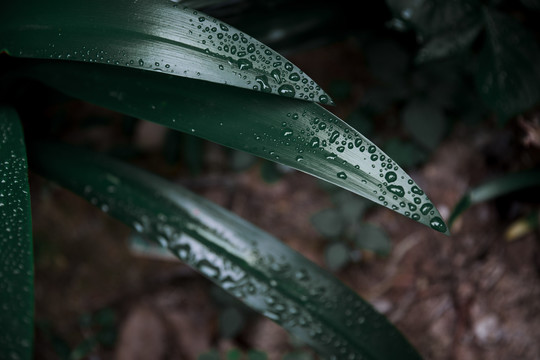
0 0 332 104
448 168 540 228
22 60 449 234
0 107 34 360
30 141 423 359
476 8 540 123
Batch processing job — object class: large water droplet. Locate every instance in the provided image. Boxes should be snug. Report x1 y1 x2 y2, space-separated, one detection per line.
387 184 405 197
429 217 447 233
278 84 295 97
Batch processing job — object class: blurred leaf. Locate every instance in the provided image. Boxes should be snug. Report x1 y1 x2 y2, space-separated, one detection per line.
402 99 447 150
365 39 410 82
324 242 350 272
328 79 352 101
520 0 540 10
0 0 332 104
383 138 427 169
226 348 243 360
385 0 482 39
0 106 33 360
448 168 540 228
332 191 371 223
30 142 423 359
355 223 392 257
505 210 539 241
476 8 540 124
22 60 448 233
310 208 345 238
416 23 482 64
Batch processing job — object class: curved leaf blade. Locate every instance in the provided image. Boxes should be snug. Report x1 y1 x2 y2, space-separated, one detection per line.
448 168 540 228
30 141 422 360
23 60 449 234
0 0 333 105
0 106 34 360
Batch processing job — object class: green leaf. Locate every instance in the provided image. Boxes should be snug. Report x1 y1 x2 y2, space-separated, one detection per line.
0 0 332 105
355 223 392 257
476 8 540 124
310 208 345 238
415 24 482 64
30 141 423 360
448 168 540 228
0 106 34 360
21 59 449 234
385 0 482 39
324 242 350 272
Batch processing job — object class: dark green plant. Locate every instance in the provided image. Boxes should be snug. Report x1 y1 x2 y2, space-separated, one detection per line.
4 0 513 359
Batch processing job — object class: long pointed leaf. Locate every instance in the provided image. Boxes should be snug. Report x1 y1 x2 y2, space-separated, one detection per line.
30 141 422 360
22 60 449 234
448 168 540 228
0 0 333 105
0 106 34 360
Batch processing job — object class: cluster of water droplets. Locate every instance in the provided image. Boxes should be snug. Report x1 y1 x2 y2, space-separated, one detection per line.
29 4 331 104
253 109 446 233
0 115 33 359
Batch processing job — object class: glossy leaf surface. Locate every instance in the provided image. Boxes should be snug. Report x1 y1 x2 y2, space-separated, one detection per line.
0 107 33 359
0 0 332 104
476 8 540 123
30 142 422 360
448 168 540 228
22 60 448 234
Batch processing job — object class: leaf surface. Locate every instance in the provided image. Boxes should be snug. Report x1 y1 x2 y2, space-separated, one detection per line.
0 106 33 360
448 168 540 228
22 60 448 234
30 141 422 360
0 0 332 104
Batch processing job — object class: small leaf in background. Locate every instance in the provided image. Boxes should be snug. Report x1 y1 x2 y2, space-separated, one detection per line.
310 208 345 238
520 0 540 11
355 223 392 257
0 0 333 104
0 107 33 360
226 348 243 360
219 307 245 339
505 210 539 242
402 99 447 150
385 0 482 39
476 8 540 124
416 24 482 64
383 138 427 169
324 242 350 272
332 191 370 224
448 168 540 228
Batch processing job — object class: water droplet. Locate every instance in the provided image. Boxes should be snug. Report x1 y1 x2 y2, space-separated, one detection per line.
289 72 300 81
256 75 271 93
295 155 304 162
319 94 329 104
138 59 144 66
430 217 447 233
337 172 348 179
278 84 295 97
385 171 397 183
237 58 253 70
368 145 376 154
387 184 405 197
420 203 433 215
310 137 320 148
270 69 282 84
411 186 424 195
